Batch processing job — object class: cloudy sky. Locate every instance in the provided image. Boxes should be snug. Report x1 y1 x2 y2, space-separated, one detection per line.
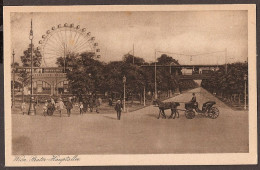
10 10 248 66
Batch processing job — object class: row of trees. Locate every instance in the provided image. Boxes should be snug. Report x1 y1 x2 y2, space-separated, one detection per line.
13 44 198 102
56 52 197 101
201 62 248 102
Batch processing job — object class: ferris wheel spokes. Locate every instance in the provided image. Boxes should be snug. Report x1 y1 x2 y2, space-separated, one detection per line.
71 32 89 53
39 23 101 67
44 36 64 53
44 41 64 55
56 30 65 47
73 41 94 54
51 32 64 50
44 46 64 57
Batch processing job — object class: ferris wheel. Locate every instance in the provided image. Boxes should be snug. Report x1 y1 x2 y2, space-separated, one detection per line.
38 23 100 67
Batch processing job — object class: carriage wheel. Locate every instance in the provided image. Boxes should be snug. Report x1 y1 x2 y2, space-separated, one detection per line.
185 110 195 119
208 107 219 119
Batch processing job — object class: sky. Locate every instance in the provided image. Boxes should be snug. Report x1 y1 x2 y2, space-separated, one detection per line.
10 11 248 66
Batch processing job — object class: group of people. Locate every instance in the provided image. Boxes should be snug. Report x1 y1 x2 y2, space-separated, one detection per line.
20 96 104 117
79 97 102 114
19 96 125 120
42 97 73 117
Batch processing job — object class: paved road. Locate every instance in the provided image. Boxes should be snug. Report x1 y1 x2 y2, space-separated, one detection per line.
12 87 248 155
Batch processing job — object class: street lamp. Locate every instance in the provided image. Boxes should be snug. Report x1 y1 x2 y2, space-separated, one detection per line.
12 50 15 108
169 62 174 97
244 74 247 110
154 50 158 99
123 75 126 112
28 19 36 115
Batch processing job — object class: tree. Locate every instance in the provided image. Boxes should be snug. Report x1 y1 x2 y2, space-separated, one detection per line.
102 55 147 103
19 44 42 101
123 54 145 66
20 44 42 67
56 52 79 68
11 62 30 102
11 62 19 68
157 54 180 66
156 54 181 95
102 61 125 97
201 62 248 101
65 52 104 100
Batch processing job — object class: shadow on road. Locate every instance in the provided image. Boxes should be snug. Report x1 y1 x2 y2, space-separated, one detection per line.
146 114 158 119
103 115 117 120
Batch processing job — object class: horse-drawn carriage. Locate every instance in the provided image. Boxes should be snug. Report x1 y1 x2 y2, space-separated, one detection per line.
184 101 219 119
153 99 219 119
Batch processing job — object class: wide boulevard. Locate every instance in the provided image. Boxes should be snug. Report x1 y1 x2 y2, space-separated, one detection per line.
12 87 248 155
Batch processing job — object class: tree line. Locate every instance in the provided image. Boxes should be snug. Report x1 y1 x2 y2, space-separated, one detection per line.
13 44 199 102
201 62 248 103
56 52 198 101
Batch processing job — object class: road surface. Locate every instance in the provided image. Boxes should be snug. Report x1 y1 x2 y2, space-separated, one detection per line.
12 87 248 155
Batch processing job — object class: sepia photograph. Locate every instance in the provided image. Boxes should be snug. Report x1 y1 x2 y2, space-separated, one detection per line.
4 5 257 166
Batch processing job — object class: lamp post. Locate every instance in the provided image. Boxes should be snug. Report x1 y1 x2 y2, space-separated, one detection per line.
28 19 36 115
143 85 146 106
132 44 135 64
225 48 227 74
154 50 157 99
123 75 126 112
244 74 247 110
12 49 15 108
169 62 173 97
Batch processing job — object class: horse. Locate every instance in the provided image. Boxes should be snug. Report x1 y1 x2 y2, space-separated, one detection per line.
153 99 180 119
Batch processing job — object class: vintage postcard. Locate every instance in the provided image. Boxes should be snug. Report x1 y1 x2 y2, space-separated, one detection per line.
3 5 257 166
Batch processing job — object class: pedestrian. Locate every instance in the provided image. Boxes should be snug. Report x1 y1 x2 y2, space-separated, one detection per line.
89 96 94 112
21 102 26 115
56 98 65 117
108 98 113 106
35 96 39 107
79 102 84 115
51 97 55 106
114 100 123 120
95 97 102 113
66 98 73 117
43 100 48 116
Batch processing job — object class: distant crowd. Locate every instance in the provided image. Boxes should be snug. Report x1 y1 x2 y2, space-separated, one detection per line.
20 95 123 120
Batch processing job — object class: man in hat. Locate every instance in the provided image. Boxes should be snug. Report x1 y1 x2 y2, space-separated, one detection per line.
66 98 73 117
114 100 123 120
190 93 196 104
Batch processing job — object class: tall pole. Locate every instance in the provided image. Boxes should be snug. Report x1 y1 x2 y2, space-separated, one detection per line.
225 48 227 74
132 44 135 64
244 75 247 110
169 62 172 97
123 75 126 112
64 43 66 73
12 50 15 108
143 86 146 106
28 19 36 115
124 83 126 112
154 50 157 99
